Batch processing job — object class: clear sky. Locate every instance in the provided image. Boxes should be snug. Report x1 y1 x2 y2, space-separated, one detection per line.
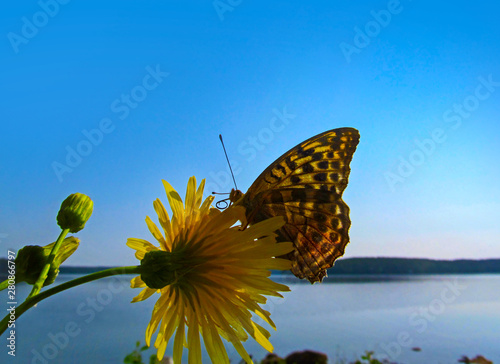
1 0 499 267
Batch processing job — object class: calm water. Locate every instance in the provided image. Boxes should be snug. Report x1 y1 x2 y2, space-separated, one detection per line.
2 274 500 363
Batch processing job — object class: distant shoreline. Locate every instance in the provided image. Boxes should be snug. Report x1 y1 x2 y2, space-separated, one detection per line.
328 257 500 275
3 257 500 276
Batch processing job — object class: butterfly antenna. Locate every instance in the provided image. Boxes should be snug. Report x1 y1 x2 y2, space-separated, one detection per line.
219 134 238 190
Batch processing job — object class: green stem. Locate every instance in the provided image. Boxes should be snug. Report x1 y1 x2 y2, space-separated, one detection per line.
0 265 142 336
0 279 9 291
28 228 70 298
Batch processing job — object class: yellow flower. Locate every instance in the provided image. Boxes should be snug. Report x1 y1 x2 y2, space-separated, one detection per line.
127 177 293 364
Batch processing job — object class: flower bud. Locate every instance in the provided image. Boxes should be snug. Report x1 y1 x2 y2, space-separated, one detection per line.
140 250 184 289
57 193 93 233
15 246 45 285
15 237 80 286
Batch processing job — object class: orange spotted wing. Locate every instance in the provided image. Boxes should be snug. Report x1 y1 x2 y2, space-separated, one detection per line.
230 128 360 283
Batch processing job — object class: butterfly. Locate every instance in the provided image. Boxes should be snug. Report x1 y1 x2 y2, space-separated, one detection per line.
229 127 360 283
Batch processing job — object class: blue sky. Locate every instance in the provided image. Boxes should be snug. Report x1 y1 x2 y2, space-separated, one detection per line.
1 0 499 267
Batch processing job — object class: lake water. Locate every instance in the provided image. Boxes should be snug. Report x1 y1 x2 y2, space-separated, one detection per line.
2 274 500 363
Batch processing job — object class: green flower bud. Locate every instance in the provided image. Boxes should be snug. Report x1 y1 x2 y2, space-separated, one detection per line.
140 250 185 289
15 246 45 285
57 193 93 233
15 237 80 286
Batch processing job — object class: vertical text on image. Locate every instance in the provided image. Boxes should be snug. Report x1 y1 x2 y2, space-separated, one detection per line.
6 250 17 357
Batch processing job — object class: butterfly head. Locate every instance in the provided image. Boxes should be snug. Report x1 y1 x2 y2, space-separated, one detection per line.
229 189 244 204
214 189 244 210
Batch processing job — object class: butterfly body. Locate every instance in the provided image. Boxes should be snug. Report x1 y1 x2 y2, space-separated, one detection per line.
230 127 360 283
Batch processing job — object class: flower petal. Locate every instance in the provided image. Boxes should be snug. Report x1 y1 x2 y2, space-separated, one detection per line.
131 287 157 303
162 179 185 224
172 308 185 364
130 275 145 288
153 199 172 251
126 238 158 260
203 319 230 364
195 179 206 208
187 312 202 364
185 176 197 214
145 216 167 249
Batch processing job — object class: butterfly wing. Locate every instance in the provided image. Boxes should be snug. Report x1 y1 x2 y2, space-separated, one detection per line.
238 127 360 283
